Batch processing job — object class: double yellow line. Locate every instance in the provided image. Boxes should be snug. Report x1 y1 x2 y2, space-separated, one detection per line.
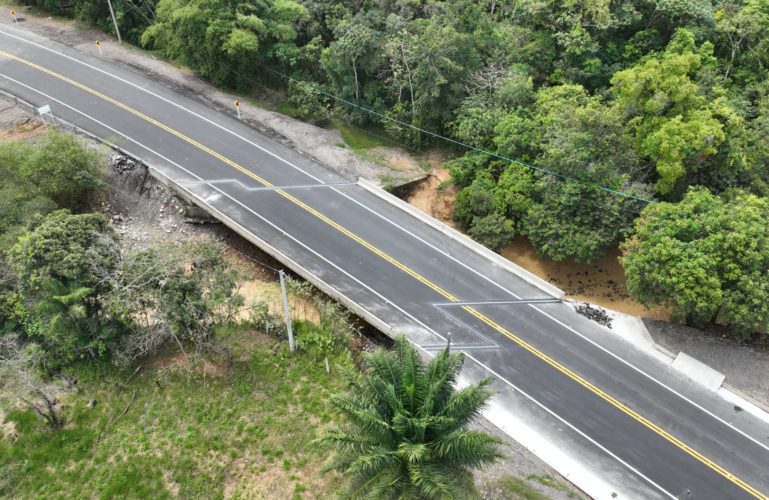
2 49 764 498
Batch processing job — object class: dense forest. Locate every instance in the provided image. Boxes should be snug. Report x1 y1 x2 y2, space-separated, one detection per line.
18 0 769 336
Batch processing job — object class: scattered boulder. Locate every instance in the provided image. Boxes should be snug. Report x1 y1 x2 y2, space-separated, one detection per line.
575 302 612 328
110 154 138 174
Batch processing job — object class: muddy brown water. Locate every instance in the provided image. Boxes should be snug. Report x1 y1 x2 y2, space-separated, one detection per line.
501 239 669 320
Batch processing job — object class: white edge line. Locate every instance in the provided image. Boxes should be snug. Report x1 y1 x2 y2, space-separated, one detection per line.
459 354 676 500
0 74 674 499
528 303 769 453
202 178 676 500
3 32 768 452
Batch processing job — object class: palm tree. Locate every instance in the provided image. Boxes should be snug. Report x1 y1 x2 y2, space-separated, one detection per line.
37 279 99 360
37 279 126 362
320 336 503 499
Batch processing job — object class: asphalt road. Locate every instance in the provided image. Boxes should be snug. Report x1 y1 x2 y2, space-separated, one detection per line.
2 25 769 499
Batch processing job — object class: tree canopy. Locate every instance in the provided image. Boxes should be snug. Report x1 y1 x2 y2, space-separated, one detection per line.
621 187 769 339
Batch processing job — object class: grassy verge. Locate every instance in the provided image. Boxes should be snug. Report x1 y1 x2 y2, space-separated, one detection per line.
0 328 346 499
332 120 402 152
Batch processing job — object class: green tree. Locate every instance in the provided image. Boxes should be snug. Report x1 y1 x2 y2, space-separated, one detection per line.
320 336 502 499
453 171 496 229
142 0 307 87
285 79 331 124
321 12 383 103
526 180 643 263
714 0 769 84
611 29 743 195
7 211 121 362
8 210 117 295
621 187 769 338
492 166 536 229
450 65 534 149
34 279 123 362
382 16 480 145
0 131 104 211
469 213 516 252
746 89 769 195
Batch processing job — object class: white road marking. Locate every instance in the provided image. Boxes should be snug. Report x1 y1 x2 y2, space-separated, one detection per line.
2 30 769 453
178 178 355 191
434 299 561 306
0 73 677 498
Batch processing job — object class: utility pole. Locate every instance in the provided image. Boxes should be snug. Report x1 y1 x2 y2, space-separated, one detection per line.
106 0 122 43
446 332 451 354
279 270 295 352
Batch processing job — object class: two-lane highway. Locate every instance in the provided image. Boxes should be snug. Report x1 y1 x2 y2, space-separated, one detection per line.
2 24 769 498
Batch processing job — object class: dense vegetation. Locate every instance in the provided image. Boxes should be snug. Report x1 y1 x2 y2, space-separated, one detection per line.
21 0 769 337
0 132 243 368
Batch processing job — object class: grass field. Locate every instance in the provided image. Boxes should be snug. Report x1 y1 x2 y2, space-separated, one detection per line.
0 328 347 499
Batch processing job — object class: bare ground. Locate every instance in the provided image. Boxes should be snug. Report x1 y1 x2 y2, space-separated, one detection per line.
644 320 769 408
405 165 458 226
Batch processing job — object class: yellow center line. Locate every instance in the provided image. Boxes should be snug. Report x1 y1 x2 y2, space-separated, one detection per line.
2 49 765 499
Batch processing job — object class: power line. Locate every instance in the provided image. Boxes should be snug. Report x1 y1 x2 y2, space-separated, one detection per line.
238 70 421 153
255 65 656 205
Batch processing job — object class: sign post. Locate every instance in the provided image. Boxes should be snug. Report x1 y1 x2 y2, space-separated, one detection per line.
10 9 17 23
37 104 55 129
95 40 102 56
234 100 241 119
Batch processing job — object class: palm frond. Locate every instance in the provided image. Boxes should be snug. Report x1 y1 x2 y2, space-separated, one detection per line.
343 464 403 500
344 446 400 477
438 379 494 432
396 441 429 464
430 430 505 467
408 461 465 499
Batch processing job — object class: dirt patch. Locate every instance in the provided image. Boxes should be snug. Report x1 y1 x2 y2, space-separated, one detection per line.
0 408 17 442
161 470 181 497
236 279 319 324
145 350 227 377
405 166 458 226
367 146 423 172
224 456 336 500
0 102 45 139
